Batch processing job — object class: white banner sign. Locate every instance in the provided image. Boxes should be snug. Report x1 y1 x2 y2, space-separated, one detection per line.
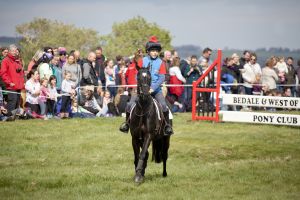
222 94 300 109
220 111 300 126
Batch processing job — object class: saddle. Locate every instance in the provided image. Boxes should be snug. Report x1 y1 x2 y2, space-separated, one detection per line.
129 97 163 121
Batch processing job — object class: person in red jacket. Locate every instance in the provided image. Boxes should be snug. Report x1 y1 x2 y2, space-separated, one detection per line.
0 44 25 116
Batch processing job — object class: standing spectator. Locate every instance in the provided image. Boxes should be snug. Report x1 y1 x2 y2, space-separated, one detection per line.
221 57 239 94
113 55 124 86
26 49 44 73
0 47 9 100
38 53 53 80
39 78 50 118
104 59 116 97
117 59 127 89
25 70 40 114
62 53 82 88
262 57 278 95
50 55 62 93
47 75 58 118
0 44 25 117
239 50 251 68
184 55 202 111
296 59 300 97
80 52 99 104
169 57 186 100
69 50 82 66
274 56 288 92
231 53 244 94
242 53 262 95
60 71 75 118
95 46 106 88
199 47 212 67
163 50 172 83
58 47 67 68
0 47 8 65
285 57 297 97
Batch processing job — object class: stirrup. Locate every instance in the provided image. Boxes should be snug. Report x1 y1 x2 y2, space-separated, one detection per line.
119 122 129 133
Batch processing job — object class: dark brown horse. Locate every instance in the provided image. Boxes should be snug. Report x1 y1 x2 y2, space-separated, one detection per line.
130 66 170 184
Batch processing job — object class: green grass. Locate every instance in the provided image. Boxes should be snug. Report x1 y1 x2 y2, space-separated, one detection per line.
1 113 300 200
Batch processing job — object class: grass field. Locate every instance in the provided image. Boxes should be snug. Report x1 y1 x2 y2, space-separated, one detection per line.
1 113 300 200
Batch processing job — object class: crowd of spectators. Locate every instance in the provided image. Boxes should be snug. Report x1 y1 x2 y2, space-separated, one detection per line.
0 44 299 121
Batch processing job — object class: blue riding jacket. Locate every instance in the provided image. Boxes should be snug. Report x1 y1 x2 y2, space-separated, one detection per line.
142 56 165 94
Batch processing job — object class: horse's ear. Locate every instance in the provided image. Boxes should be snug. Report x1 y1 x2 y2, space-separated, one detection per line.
146 63 151 70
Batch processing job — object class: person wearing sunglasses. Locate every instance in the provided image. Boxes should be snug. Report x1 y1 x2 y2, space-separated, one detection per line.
58 47 67 68
242 53 262 95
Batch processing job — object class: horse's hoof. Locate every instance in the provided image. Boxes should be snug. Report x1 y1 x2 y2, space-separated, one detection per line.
134 174 144 184
163 172 167 177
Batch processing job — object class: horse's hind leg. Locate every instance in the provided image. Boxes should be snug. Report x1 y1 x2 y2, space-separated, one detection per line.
162 136 170 177
135 134 151 183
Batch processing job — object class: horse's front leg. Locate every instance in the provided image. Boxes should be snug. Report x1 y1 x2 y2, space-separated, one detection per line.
132 136 140 173
134 134 151 183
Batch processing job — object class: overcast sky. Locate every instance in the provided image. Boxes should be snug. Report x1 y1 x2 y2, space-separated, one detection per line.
1 0 300 50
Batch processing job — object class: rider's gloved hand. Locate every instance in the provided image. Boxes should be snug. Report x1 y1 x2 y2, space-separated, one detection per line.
149 88 154 94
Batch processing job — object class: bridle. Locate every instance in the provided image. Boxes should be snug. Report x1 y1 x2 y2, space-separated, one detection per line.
135 68 153 117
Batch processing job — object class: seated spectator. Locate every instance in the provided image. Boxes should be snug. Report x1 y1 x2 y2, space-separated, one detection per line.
166 94 185 113
98 90 116 117
114 87 129 115
82 86 102 116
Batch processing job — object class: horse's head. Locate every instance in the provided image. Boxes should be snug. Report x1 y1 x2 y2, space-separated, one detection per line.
137 66 151 97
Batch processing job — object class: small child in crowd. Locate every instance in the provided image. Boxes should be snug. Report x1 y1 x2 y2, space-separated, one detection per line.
47 75 58 118
60 71 75 118
39 78 50 119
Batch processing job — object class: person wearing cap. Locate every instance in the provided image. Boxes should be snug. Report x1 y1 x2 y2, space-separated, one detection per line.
58 47 67 68
119 36 173 136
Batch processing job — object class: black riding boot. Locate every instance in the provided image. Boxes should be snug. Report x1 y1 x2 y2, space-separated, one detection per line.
163 111 173 136
119 112 130 133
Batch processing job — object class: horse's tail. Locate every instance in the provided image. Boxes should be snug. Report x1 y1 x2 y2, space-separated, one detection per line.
152 138 163 163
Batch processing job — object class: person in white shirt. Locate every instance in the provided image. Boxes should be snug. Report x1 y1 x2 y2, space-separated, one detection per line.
60 71 75 118
242 53 262 95
25 70 41 113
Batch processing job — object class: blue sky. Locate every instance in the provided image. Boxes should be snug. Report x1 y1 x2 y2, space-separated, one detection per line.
1 0 300 50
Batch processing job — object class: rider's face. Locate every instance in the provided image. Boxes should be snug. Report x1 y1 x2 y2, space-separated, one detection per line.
149 50 159 59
